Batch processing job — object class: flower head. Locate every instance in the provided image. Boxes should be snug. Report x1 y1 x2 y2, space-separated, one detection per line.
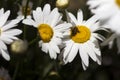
0 8 22 61
63 9 105 70
23 4 71 59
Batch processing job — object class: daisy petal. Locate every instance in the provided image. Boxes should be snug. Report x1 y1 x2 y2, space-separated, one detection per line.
0 40 7 50
33 7 43 24
85 42 97 62
63 40 74 59
79 44 89 67
77 9 83 24
48 45 57 59
22 18 38 27
3 29 22 36
43 4 51 23
67 43 79 62
0 10 10 27
41 43 49 53
1 49 10 61
2 19 20 31
68 12 78 25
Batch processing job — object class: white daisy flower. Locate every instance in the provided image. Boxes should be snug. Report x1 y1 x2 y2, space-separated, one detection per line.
17 0 33 19
63 9 105 70
22 4 71 59
0 8 22 61
87 0 120 20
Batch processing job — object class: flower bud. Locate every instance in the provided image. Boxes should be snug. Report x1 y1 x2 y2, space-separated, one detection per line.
11 40 28 54
56 0 69 9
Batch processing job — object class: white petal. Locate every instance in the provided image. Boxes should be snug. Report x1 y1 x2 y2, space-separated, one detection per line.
54 23 72 32
68 12 78 25
1 34 18 40
92 33 105 41
43 4 51 23
85 42 97 62
0 40 7 50
1 49 10 61
0 10 10 27
51 37 62 45
82 61 87 70
0 39 13 44
88 40 101 56
33 7 43 24
54 31 63 38
2 29 22 36
48 45 57 59
41 43 49 53
50 41 60 53
48 8 61 27
79 44 89 67
63 40 74 59
77 9 83 24
85 15 99 27
96 55 101 65
2 19 21 31
38 40 43 47
0 8 4 15
22 18 38 27
67 43 79 62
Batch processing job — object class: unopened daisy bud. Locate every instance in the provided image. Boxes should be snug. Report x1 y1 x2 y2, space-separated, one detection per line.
49 71 59 76
11 40 28 54
56 0 69 9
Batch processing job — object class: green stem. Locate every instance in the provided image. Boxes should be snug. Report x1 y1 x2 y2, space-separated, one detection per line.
12 62 20 80
29 36 39 46
24 0 30 18
23 0 30 39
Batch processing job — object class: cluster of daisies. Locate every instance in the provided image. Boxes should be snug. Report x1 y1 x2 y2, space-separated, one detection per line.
0 0 120 70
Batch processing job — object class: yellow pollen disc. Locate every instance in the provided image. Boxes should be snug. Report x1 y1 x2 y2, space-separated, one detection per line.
70 25 91 43
116 0 120 7
22 6 31 15
38 24 53 43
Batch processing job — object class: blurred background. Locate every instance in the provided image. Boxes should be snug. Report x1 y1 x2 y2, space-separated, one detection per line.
0 0 120 80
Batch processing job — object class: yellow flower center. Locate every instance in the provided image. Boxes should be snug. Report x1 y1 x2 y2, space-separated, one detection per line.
116 0 120 7
22 6 31 15
70 25 91 43
38 24 54 43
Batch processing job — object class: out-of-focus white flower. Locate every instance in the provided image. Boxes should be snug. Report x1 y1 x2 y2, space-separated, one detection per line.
0 8 22 61
87 0 120 53
87 0 120 20
63 9 105 70
17 0 33 19
87 0 120 34
0 67 11 80
23 4 71 59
